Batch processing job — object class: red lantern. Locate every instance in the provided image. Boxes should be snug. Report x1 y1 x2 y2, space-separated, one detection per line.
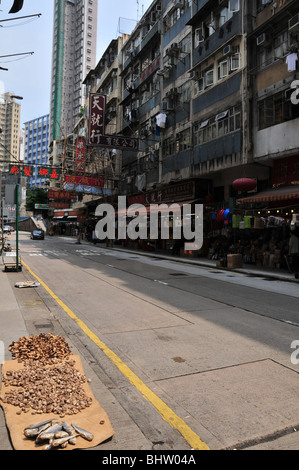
233 178 257 192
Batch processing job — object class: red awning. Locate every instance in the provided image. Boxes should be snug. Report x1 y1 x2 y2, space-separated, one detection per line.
237 186 299 204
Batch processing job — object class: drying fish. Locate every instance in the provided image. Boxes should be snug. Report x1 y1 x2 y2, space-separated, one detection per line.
51 434 79 448
62 421 73 435
24 428 40 438
71 422 93 441
44 423 63 434
36 431 56 443
44 440 55 451
54 431 69 439
25 418 54 431
68 436 77 445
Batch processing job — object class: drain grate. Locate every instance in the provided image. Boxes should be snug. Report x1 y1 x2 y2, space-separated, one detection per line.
35 322 53 330
169 273 188 276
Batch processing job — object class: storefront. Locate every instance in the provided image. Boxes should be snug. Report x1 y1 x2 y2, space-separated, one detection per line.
50 209 86 236
234 184 299 269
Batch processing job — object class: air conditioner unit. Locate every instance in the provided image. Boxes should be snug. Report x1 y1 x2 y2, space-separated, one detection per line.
257 33 270 46
289 13 299 31
223 45 231 55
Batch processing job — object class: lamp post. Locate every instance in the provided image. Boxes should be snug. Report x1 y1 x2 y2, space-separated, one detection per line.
14 95 23 272
7 94 23 271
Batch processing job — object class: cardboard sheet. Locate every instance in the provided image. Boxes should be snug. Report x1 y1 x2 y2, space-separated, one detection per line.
0 355 114 450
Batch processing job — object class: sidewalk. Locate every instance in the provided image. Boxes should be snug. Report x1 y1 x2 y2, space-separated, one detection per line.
0 255 28 451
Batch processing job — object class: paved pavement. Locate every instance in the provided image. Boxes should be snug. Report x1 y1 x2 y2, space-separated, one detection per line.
1 233 299 451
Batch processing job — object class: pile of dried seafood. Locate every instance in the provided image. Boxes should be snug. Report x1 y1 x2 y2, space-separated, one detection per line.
1 359 92 416
8 334 72 364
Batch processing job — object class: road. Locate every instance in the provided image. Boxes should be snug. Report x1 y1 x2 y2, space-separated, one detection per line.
3 232 299 450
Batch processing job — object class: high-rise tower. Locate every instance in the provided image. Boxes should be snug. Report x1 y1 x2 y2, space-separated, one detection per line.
0 93 21 171
50 0 98 142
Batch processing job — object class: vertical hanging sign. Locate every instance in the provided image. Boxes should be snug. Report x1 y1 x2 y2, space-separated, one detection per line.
88 93 139 150
75 137 86 173
88 93 106 145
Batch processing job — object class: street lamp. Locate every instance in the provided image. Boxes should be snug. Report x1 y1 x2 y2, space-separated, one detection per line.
14 95 23 272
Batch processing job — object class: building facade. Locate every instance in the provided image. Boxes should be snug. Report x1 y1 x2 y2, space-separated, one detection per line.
0 93 21 172
23 114 50 187
50 0 98 142
65 0 299 263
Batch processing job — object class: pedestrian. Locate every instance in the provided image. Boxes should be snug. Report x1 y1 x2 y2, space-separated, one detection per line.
289 230 299 254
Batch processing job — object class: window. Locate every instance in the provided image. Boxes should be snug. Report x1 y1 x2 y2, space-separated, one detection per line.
218 59 229 79
258 91 299 130
205 68 214 87
231 52 241 70
229 0 239 13
193 106 241 145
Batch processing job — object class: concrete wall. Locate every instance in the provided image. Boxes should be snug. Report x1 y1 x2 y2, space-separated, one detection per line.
254 118 299 160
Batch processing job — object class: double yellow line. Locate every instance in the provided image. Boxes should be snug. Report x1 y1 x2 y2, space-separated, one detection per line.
22 260 210 451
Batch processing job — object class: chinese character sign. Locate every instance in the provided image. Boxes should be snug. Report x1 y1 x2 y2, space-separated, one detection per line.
75 137 86 173
9 165 61 180
88 93 106 145
88 93 139 151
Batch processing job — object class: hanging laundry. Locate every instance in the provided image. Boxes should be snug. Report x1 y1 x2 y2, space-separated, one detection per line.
156 113 167 128
286 53 298 72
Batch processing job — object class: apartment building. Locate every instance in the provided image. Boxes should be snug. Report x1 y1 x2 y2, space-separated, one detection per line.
0 93 21 172
23 114 50 187
117 0 252 205
248 0 299 192
50 0 98 143
68 35 129 208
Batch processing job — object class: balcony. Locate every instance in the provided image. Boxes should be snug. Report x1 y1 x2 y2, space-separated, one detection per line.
192 11 241 67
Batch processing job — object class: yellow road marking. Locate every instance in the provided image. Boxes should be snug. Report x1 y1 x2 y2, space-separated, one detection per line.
22 260 210 451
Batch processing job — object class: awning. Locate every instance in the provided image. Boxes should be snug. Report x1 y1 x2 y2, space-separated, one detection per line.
237 186 299 204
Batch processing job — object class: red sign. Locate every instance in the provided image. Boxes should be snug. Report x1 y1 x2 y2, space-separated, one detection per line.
75 137 86 173
48 190 77 200
65 175 104 188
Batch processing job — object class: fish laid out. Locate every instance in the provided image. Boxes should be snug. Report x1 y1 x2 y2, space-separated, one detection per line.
23 418 94 450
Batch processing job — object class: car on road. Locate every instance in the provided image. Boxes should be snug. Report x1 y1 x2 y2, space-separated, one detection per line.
3 225 13 233
31 229 45 240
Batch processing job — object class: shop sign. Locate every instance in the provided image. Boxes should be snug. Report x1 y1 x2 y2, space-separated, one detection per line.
48 190 77 200
75 137 86 173
49 202 71 209
65 175 104 188
88 93 139 150
272 156 299 188
9 164 60 180
127 194 145 205
34 204 49 210
145 181 195 204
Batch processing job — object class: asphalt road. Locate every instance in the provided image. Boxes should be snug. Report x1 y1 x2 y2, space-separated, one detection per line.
4 232 299 450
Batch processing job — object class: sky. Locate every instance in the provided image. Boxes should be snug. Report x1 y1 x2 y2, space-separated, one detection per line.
0 0 153 127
